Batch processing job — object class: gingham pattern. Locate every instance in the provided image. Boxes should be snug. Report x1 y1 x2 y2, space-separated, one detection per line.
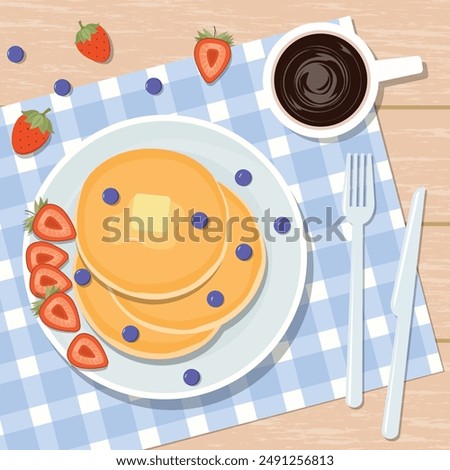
0 19 442 449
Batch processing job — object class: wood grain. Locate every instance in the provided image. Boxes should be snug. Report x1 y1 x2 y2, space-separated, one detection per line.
0 0 449 105
419 228 450 339
0 0 448 451
377 109 450 221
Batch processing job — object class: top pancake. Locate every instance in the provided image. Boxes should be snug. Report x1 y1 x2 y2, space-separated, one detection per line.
76 149 228 300
110 184 266 334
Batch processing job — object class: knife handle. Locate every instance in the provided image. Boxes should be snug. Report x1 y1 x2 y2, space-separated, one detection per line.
382 297 415 439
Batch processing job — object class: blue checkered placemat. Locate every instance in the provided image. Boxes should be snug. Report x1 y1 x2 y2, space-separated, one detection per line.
0 17 442 449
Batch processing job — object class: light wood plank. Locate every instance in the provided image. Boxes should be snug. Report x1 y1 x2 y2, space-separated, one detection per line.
418 227 450 339
161 344 449 450
377 109 450 221
0 0 449 105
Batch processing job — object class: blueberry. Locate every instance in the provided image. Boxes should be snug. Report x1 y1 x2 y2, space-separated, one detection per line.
207 290 224 308
235 169 252 186
122 325 139 342
74 268 91 286
183 368 201 386
54 79 72 96
236 243 253 261
274 217 292 234
145 77 163 95
7 46 25 63
191 211 209 229
102 188 120 205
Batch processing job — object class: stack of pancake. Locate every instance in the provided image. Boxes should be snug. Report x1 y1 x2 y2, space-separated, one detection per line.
73 149 266 359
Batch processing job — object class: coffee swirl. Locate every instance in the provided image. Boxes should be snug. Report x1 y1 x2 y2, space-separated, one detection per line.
274 34 368 128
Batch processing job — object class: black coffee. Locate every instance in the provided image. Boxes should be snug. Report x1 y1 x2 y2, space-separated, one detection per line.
274 33 368 127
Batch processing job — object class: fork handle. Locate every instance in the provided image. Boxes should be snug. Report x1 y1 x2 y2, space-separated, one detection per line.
346 223 364 408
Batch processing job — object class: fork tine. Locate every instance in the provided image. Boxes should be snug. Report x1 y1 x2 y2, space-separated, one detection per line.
358 153 366 207
351 152 358 207
365 154 375 209
343 153 352 212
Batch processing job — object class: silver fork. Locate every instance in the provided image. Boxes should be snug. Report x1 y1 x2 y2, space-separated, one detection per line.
343 153 375 408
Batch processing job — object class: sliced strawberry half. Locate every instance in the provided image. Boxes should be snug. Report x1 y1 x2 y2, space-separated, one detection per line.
67 333 108 369
194 27 233 83
24 198 76 242
32 287 80 332
30 264 72 298
26 241 69 272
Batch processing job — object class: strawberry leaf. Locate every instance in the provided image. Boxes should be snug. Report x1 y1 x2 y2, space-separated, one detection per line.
76 21 100 44
23 109 54 135
45 285 60 297
46 119 54 134
31 285 60 316
29 114 44 130
216 32 234 45
23 110 40 121
23 198 48 233
195 29 213 41
23 110 36 118
23 214 34 234
37 197 48 210
195 27 234 45
31 298 44 317
40 118 53 134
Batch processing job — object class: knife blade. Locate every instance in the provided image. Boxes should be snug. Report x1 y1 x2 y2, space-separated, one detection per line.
382 187 426 440
391 188 426 317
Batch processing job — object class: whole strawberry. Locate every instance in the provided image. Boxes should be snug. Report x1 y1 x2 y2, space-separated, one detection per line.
75 21 111 63
11 108 54 155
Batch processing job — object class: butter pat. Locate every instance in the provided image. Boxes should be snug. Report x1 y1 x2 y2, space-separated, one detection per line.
131 193 171 234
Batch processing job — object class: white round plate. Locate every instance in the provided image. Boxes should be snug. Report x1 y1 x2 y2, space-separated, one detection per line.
23 116 307 399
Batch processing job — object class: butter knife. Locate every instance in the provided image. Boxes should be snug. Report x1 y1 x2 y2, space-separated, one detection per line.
382 187 426 440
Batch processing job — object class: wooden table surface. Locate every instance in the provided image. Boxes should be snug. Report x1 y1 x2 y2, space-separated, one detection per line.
1 0 448 450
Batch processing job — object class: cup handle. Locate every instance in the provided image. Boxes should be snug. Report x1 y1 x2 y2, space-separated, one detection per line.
375 56 423 83
339 16 355 33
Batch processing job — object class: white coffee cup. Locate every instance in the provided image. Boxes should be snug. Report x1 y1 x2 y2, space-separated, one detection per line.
263 18 423 139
